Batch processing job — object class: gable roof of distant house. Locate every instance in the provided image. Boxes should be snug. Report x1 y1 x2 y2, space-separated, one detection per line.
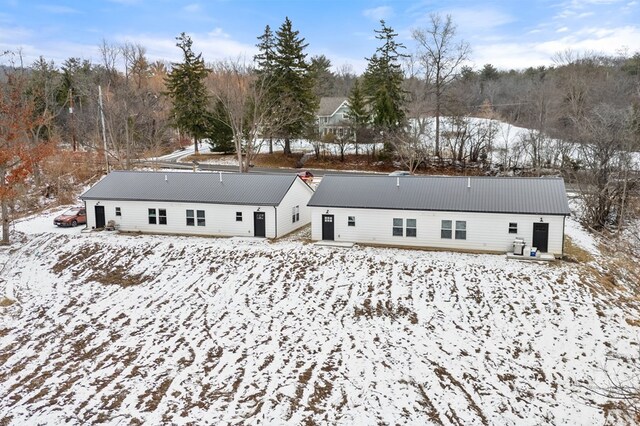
318 97 348 117
80 171 308 206
308 175 571 215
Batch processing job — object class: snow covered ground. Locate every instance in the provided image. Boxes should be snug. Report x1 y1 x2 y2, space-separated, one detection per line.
0 208 639 424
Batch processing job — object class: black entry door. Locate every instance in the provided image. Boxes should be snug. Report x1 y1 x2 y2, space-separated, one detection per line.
95 205 105 229
254 212 266 237
532 222 549 252
322 214 334 241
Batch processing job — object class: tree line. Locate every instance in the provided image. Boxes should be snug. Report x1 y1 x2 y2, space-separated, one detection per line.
1 14 639 244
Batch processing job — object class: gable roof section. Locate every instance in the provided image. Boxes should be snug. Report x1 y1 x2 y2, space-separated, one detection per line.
308 175 571 215
318 97 348 117
80 171 302 206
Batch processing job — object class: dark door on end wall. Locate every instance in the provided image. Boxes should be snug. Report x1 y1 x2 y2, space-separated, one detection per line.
254 211 266 237
95 205 105 229
532 222 549 252
322 214 334 241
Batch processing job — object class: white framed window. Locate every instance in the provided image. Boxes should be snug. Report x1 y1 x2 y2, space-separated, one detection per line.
441 220 452 239
197 210 206 226
115 207 121 216
292 205 300 223
508 222 518 234
348 216 355 227
148 208 157 225
158 209 167 225
236 212 242 222
186 209 194 226
393 218 403 236
455 221 467 240
406 219 417 237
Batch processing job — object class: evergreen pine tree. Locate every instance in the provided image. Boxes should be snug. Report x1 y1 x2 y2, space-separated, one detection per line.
346 78 370 152
255 25 276 74
208 99 235 153
165 33 210 154
309 54 335 98
362 20 407 144
272 17 318 155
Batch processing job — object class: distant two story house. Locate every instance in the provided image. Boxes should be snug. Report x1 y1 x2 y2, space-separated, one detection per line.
80 171 314 239
308 175 571 257
317 97 351 138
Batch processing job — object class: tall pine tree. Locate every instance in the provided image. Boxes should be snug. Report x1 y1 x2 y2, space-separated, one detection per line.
362 20 407 146
346 78 370 154
165 33 210 154
265 17 317 155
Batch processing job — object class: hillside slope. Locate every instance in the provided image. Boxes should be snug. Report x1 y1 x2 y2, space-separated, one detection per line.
0 210 638 425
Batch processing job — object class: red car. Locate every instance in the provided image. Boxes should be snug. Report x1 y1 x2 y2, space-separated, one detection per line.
54 207 87 227
297 170 314 183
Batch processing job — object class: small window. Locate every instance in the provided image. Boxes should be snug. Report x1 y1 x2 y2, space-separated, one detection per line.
292 205 300 223
158 209 167 225
406 218 417 237
455 221 467 240
508 222 518 234
236 212 242 222
348 216 355 227
148 208 157 225
186 209 194 226
441 220 452 239
197 210 205 226
393 218 403 236
115 207 121 216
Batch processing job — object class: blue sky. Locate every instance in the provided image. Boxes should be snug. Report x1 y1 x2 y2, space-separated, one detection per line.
1 0 639 72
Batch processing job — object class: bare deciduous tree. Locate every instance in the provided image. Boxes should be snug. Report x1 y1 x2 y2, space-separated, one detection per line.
412 13 470 159
207 60 296 172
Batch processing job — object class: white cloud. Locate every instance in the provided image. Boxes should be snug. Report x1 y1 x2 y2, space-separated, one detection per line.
114 30 257 64
363 6 393 21
557 26 570 33
470 24 640 70
470 42 552 70
535 25 640 56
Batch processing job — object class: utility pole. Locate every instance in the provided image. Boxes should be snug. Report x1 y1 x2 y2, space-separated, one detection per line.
69 88 77 151
98 85 110 173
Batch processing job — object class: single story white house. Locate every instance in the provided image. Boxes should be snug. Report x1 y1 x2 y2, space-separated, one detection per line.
80 171 314 238
307 175 571 257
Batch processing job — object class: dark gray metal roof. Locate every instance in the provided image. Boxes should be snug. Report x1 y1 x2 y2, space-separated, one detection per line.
308 175 571 215
80 171 303 206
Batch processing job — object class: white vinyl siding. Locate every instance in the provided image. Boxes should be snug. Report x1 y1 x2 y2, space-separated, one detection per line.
310 207 565 256
276 178 314 237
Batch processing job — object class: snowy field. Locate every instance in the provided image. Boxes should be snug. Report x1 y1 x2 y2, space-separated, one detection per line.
0 208 639 424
